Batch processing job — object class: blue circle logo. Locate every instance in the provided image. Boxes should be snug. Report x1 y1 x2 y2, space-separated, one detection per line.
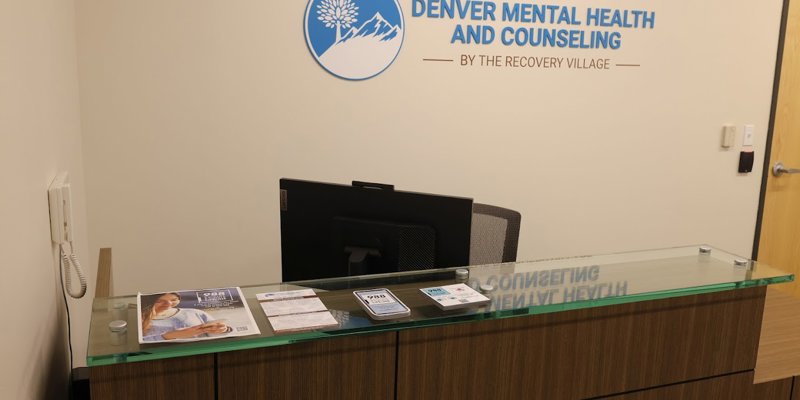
304 0 404 80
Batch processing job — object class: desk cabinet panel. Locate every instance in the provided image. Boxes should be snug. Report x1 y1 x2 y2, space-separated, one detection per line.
217 332 395 400
90 354 214 400
398 287 766 400
599 372 792 400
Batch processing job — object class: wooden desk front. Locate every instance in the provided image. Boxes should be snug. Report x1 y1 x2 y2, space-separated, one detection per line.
91 286 798 399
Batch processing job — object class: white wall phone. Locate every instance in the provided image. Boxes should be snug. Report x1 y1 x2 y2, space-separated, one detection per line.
48 172 87 299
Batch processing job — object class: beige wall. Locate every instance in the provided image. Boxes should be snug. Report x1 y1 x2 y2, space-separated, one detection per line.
76 0 781 295
0 0 90 398
0 0 776 393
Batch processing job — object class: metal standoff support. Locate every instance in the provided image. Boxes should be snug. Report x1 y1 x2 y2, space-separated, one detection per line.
480 284 495 294
455 268 469 282
733 258 749 267
772 161 800 177
699 246 712 254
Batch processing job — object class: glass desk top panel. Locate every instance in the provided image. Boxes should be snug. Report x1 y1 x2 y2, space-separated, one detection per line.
87 245 794 366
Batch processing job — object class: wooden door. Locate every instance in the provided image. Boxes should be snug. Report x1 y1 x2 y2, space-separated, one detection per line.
758 0 800 297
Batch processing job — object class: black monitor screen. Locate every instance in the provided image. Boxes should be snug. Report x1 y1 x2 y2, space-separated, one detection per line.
279 178 473 281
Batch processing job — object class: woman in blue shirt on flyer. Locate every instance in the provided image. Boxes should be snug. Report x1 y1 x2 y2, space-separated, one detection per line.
140 292 229 341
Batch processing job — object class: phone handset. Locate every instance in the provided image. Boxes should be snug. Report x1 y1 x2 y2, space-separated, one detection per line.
49 172 87 299
59 242 87 299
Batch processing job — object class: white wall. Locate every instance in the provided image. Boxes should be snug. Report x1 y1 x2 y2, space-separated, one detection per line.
76 0 782 298
0 0 90 397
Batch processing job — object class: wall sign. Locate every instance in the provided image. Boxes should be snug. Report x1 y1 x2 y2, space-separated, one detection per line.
411 2 655 48
304 0 656 78
413 1 656 71
305 0 405 80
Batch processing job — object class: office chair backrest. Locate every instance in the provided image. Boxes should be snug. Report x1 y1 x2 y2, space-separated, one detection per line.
469 203 522 265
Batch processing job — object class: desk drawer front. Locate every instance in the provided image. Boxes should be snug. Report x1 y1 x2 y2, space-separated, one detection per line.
398 287 766 400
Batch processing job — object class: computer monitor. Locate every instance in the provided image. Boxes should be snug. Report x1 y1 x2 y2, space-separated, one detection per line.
279 178 473 281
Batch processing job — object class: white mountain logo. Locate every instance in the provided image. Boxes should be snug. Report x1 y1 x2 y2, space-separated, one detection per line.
333 13 402 49
319 13 403 80
306 0 404 81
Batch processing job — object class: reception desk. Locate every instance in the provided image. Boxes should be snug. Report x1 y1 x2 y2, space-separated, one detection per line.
87 246 795 399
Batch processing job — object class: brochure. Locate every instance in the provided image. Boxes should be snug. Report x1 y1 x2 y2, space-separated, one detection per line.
256 288 316 301
260 297 328 317
137 287 260 344
267 311 339 333
257 289 340 333
419 283 491 311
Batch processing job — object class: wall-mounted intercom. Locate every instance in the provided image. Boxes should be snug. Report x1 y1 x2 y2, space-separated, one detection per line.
48 172 87 299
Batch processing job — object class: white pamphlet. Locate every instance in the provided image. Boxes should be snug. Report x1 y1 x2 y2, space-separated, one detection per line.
260 297 328 317
257 289 340 333
419 283 491 310
268 311 339 333
256 289 316 301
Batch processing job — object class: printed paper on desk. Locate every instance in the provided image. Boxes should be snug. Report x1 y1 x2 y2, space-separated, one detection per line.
268 311 339 333
137 287 260 344
260 297 328 317
419 283 490 310
256 289 317 301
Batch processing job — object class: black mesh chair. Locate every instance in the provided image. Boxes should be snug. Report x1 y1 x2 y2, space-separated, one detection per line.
469 203 522 265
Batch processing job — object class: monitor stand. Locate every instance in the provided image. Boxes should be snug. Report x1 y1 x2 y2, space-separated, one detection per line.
345 246 381 276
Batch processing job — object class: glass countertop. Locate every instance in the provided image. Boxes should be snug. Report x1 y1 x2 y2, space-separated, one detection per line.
87 245 794 366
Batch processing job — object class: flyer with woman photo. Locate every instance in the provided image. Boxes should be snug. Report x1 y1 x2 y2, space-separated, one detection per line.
137 287 260 344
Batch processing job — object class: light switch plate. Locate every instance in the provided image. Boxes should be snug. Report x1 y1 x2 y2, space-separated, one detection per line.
743 124 755 146
722 125 736 148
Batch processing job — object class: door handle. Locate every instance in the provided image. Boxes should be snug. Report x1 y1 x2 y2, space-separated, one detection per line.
772 161 800 176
